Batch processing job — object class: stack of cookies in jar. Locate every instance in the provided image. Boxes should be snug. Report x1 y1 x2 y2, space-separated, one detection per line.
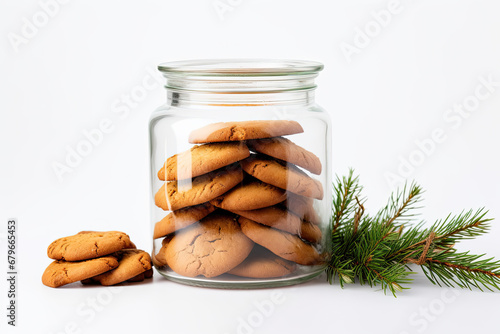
153 120 324 279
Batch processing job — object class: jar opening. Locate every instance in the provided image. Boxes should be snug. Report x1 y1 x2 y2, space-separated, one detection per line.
158 59 323 77
158 59 323 106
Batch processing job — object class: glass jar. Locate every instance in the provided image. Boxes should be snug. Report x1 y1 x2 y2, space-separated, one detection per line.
149 59 331 288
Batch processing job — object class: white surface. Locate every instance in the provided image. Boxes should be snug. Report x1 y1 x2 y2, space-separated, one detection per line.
1 0 499 333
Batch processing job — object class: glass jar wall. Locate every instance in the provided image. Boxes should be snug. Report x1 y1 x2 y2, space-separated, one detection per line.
150 59 331 288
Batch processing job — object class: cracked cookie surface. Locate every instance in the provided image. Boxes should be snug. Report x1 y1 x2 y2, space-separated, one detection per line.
188 120 303 144
165 211 254 278
158 142 250 181
154 163 243 211
42 256 118 288
47 231 133 261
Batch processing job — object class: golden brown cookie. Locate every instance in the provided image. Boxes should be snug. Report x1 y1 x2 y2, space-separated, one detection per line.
89 249 152 286
188 120 304 144
153 203 216 239
247 137 322 175
282 193 321 225
158 142 250 181
231 205 322 243
154 163 243 211
241 155 324 200
165 212 254 278
42 256 118 288
228 245 296 278
238 217 322 265
47 231 133 262
78 231 136 249
210 180 287 211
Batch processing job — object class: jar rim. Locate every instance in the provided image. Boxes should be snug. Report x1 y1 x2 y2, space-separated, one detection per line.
158 59 324 77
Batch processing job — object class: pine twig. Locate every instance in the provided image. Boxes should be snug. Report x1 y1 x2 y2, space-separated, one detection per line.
375 182 423 227
327 169 500 296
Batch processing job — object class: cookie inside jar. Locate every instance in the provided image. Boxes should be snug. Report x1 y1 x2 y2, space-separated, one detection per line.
152 119 327 287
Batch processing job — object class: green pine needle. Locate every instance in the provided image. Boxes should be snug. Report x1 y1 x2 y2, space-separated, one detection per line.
326 170 500 296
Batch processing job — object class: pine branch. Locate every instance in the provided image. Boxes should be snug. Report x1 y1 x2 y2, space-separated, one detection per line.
326 256 354 287
374 181 423 227
332 169 362 234
326 169 500 296
422 250 500 291
385 221 430 262
355 262 413 296
431 209 492 244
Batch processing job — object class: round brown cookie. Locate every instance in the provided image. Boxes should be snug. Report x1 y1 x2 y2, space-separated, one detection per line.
89 249 152 286
282 193 321 225
247 137 322 175
154 163 244 211
240 155 324 200
228 245 297 278
238 217 323 265
165 212 254 278
158 142 250 181
47 231 133 262
153 203 216 239
188 120 304 144
78 231 136 249
42 256 118 288
210 180 286 211
231 205 322 243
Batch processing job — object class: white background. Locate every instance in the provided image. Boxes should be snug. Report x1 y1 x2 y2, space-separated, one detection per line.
1 0 499 333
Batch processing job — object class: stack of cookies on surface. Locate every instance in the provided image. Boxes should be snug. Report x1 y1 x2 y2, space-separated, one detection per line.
153 120 325 279
42 231 153 288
